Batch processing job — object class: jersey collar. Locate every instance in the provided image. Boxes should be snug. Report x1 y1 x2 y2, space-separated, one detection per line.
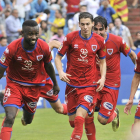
79 30 93 40
105 33 109 43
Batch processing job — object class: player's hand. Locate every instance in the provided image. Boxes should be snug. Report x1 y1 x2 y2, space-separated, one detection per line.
59 71 71 83
96 77 105 92
53 84 60 95
124 100 133 115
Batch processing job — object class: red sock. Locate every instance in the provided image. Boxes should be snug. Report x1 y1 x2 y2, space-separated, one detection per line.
0 117 5 139
1 127 12 140
107 111 117 124
71 116 85 140
62 104 67 115
85 117 96 140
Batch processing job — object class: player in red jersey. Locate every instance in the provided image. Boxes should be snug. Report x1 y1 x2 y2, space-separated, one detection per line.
90 16 136 134
55 12 106 140
0 20 60 140
124 52 140 138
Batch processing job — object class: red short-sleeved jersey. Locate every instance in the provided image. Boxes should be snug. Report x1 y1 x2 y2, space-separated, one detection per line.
58 31 106 88
97 33 131 89
0 38 52 86
134 52 140 73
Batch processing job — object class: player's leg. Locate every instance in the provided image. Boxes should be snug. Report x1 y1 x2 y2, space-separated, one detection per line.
97 87 119 130
71 87 96 140
50 99 67 115
1 106 18 140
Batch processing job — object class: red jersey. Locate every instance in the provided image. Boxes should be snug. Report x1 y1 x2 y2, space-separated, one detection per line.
97 33 131 89
65 0 80 13
58 31 106 88
0 38 52 86
134 52 140 73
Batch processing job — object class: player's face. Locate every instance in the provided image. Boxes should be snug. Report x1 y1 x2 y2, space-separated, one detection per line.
23 26 39 46
79 18 93 37
93 22 107 38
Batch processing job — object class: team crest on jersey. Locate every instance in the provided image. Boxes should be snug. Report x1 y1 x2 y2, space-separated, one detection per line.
36 55 43 61
0 54 6 63
107 49 113 55
125 45 129 50
91 45 97 52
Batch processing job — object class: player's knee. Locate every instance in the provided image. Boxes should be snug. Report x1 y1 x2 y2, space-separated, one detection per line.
98 115 107 125
54 106 63 114
5 113 16 126
69 121 75 128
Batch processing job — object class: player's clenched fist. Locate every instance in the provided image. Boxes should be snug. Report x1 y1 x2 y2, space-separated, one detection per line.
53 84 60 95
59 71 71 83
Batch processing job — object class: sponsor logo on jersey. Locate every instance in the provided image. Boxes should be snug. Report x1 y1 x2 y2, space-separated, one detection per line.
84 95 93 103
91 45 97 52
103 102 113 110
37 55 43 61
78 48 88 63
107 49 113 55
5 48 9 54
74 44 78 48
27 102 37 108
17 56 22 61
22 60 34 71
0 54 6 63
46 89 53 96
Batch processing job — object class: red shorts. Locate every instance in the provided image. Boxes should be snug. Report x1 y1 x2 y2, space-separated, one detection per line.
40 79 58 103
135 100 140 119
96 86 119 119
65 85 97 116
3 78 40 114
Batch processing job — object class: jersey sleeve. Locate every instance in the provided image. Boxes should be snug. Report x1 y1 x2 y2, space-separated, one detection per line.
97 38 106 59
120 39 131 56
134 52 140 74
57 34 70 56
43 42 52 63
0 44 14 68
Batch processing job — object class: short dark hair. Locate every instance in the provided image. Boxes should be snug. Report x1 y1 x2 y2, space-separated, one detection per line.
79 12 93 22
22 20 38 28
0 37 7 41
79 5 87 8
136 31 140 35
93 16 107 29
44 9 50 15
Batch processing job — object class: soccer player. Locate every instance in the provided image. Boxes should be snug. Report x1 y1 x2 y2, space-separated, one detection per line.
0 20 60 140
91 16 136 133
124 52 140 137
55 12 106 140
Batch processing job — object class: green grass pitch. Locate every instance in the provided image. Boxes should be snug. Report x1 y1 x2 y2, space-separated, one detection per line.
0 105 137 140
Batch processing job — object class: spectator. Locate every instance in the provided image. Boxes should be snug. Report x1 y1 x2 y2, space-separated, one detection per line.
5 9 22 44
0 36 8 47
109 0 128 22
50 9 65 34
72 5 87 31
13 0 33 21
134 31 140 48
107 22 114 33
50 27 65 43
65 0 80 27
97 0 115 25
129 0 139 8
39 20 52 42
29 0 48 19
112 17 136 50
80 0 99 18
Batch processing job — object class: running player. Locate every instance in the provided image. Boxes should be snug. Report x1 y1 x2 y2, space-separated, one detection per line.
91 16 136 134
124 52 140 138
0 20 60 140
55 12 106 140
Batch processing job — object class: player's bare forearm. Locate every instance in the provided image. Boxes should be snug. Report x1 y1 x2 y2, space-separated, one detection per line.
129 50 137 64
129 73 140 100
55 54 63 75
45 62 58 86
99 58 106 80
0 66 6 79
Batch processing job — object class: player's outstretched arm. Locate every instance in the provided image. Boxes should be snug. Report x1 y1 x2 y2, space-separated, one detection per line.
45 62 60 95
48 40 61 51
55 54 71 83
0 66 6 79
96 58 106 92
129 50 137 64
124 73 140 115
